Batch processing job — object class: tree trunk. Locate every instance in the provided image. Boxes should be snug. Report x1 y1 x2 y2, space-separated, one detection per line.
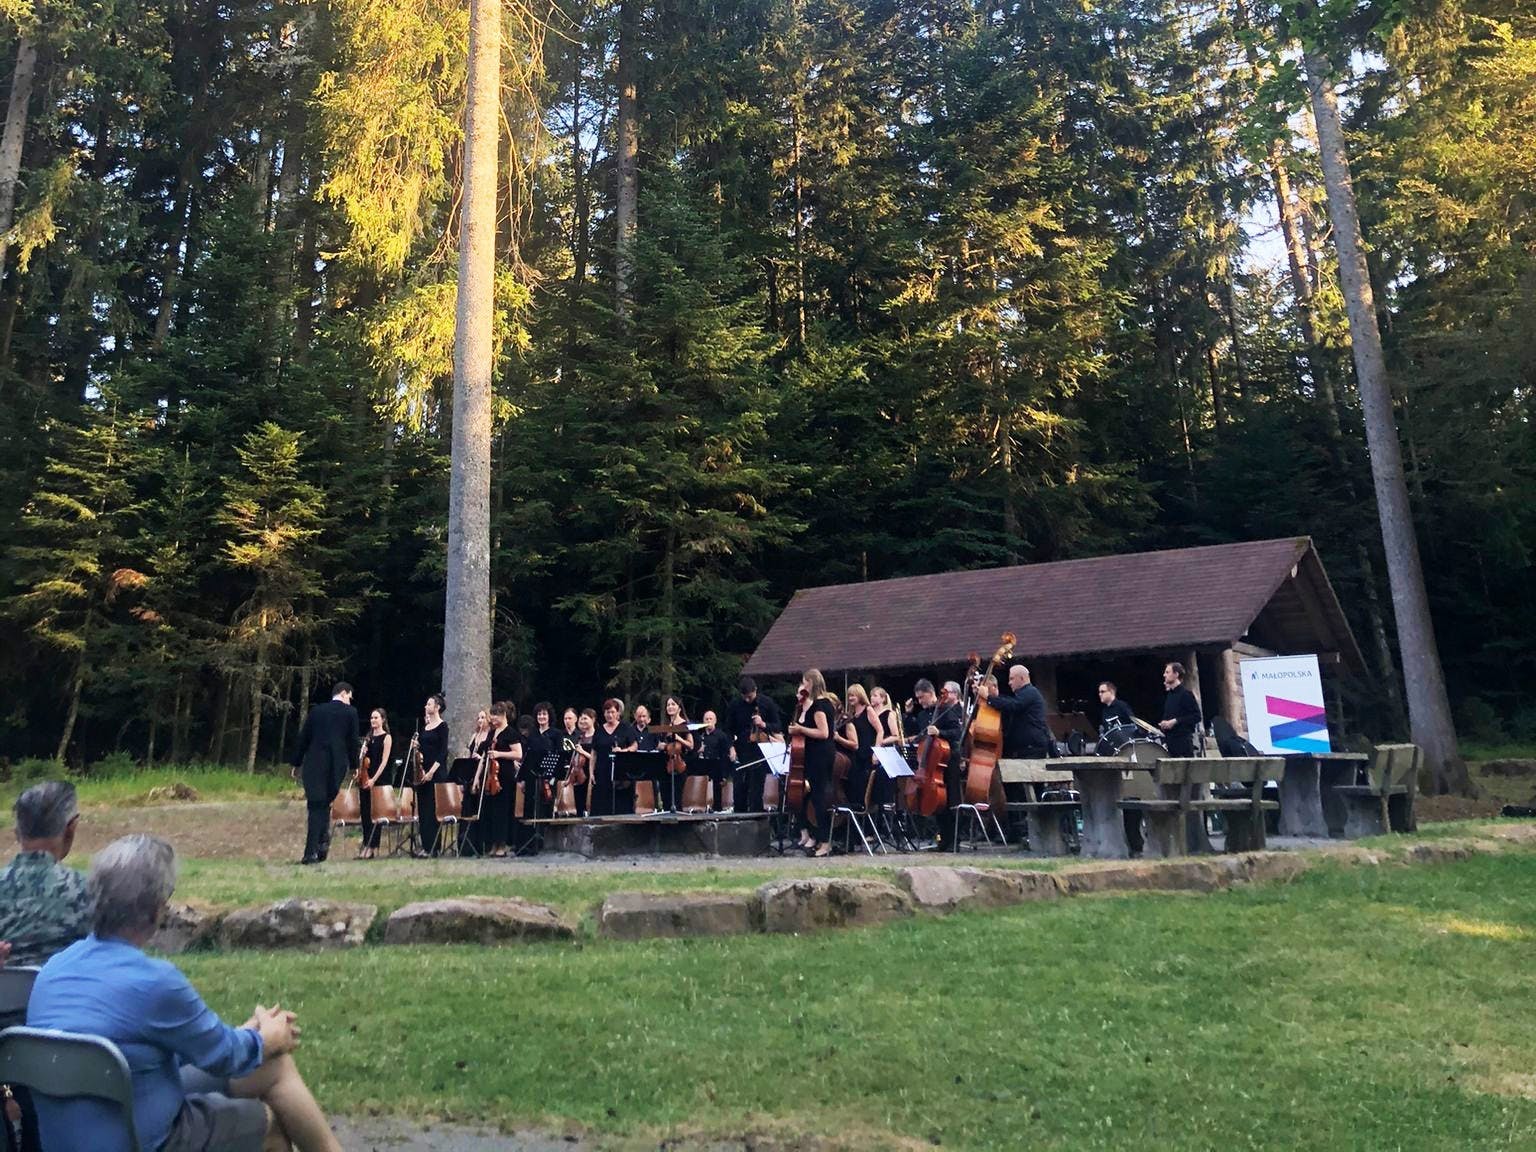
791 100 806 347
0 35 37 280
659 526 676 697
441 0 499 747
1303 48 1468 794
245 661 264 772
56 657 86 764
613 0 638 322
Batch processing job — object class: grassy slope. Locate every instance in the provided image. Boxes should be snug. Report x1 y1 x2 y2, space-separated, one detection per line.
178 853 1536 1151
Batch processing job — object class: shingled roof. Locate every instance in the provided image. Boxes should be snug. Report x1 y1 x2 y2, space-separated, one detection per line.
743 537 1364 678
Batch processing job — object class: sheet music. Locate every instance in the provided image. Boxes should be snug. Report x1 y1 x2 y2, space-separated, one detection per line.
757 742 792 776
874 746 914 778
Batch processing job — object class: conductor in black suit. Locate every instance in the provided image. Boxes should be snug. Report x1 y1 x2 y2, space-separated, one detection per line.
291 681 361 864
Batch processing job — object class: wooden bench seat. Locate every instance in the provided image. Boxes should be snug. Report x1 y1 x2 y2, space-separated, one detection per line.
1333 746 1420 838
1117 757 1284 856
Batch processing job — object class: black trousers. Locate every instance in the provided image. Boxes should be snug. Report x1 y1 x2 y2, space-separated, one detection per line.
800 761 834 845
359 789 382 850
737 763 767 813
939 759 967 851
414 783 439 854
303 800 331 860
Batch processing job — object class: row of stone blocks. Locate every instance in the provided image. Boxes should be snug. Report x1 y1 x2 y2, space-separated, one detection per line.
149 849 1388 954
149 831 1530 954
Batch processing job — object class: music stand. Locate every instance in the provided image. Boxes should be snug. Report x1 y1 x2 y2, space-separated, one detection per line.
449 757 484 857
613 751 668 816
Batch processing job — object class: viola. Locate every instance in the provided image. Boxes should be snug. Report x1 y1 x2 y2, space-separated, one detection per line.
964 632 1016 810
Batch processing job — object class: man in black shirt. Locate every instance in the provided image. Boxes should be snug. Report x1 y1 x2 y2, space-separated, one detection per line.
726 677 782 812
696 709 735 811
1097 681 1136 747
980 665 1051 758
291 681 360 864
1158 661 1203 757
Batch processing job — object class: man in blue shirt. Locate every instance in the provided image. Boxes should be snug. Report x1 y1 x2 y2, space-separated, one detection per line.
27 835 341 1152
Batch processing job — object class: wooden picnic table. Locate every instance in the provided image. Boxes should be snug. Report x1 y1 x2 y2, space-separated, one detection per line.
1277 752 1368 838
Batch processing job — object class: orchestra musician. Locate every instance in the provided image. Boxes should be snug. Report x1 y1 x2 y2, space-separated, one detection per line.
836 685 876 813
904 678 967 850
456 709 492 855
483 702 521 857
867 686 903 812
358 708 392 860
631 704 657 750
572 707 597 816
659 695 694 810
1158 662 1203 757
728 677 782 813
787 668 837 858
590 699 639 816
977 665 1051 758
696 709 734 812
514 714 545 852
413 694 449 857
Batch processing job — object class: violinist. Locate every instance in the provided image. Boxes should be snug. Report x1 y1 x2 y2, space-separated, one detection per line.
788 668 837 858
696 709 734 812
591 699 639 816
483 702 521 857
414 693 450 857
513 714 544 852
836 685 876 813
867 686 904 811
457 709 491 855
659 695 694 810
728 677 782 813
572 707 597 816
358 709 392 860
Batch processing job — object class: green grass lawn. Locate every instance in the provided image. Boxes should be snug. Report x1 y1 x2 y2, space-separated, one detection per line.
0 764 298 816
176 851 1536 1150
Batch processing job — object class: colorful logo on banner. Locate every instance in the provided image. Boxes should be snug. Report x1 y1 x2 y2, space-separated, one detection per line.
1240 655 1331 755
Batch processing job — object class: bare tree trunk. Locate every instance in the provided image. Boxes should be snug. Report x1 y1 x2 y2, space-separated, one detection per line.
245 663 264 771
57 657 86 764
613 0 638 321
791 101 806 347
1303 48 1468 794
441 0 499 746
659 526 676 697
0 35 37 279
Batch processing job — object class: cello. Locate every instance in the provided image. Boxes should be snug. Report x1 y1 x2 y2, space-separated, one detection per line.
787 687 809 813
963 632 1016 810
911 705 951 820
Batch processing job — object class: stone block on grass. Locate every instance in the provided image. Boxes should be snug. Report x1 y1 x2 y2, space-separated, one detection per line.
598 891 755 940
753 877 913 934
383 896 574 945
896 866 1064 913
151 901 222 955
218 898 376 950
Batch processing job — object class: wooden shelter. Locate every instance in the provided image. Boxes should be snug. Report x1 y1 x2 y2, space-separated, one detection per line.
743 537 1364 737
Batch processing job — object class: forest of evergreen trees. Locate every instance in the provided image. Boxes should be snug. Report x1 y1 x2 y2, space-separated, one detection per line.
0 0 1531 768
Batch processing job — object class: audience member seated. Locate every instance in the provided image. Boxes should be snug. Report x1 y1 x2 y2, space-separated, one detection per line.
26 835 342 1152
0 781 90 972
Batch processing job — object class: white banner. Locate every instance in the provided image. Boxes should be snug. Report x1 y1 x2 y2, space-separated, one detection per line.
1239 655 1331 755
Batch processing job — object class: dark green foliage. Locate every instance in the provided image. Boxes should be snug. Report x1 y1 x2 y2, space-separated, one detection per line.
0 0 1531 762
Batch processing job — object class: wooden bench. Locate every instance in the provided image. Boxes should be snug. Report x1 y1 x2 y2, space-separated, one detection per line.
1120 757 1285 857
1333 743 1420 838
1000 759 1079 856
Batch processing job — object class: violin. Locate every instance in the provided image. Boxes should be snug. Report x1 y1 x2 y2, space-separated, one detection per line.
356 739 371 789
406 725 425 786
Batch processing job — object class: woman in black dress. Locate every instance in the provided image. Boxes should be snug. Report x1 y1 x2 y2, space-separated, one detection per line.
414 693 449 857
590 698 638 816
868 685 904 812
457 709 491 854
788 668 837 857
359 708 393 859
484 701 522 857
837 685 876 812
571 708 596 817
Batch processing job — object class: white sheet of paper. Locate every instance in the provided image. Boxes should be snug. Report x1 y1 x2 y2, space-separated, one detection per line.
874 746 914 778
757 742 791 776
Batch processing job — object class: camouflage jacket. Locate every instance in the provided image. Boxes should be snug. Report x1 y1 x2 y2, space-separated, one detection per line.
0 850 91 967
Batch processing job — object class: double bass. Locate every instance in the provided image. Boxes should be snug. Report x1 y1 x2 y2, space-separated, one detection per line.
787 687 809 812
963 632 1016 810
